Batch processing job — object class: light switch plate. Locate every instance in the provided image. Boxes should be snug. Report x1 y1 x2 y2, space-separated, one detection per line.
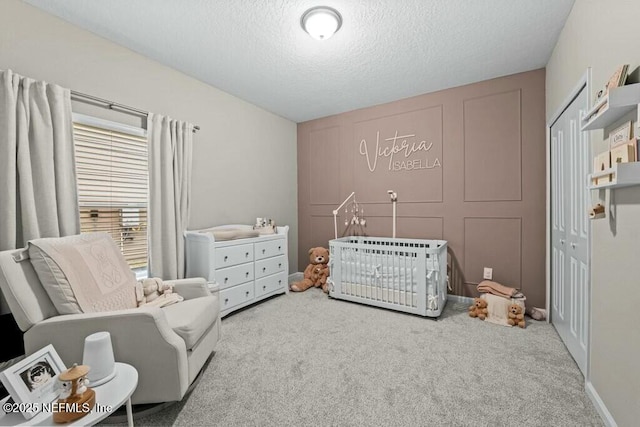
483 267 493 280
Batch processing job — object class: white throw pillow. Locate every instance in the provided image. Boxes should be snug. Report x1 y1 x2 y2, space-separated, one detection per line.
28 233 138 314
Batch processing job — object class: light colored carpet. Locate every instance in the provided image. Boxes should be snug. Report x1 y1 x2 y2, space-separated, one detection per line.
123 291 603 426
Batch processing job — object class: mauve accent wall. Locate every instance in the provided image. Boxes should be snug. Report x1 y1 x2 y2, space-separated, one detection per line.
297 69 546 307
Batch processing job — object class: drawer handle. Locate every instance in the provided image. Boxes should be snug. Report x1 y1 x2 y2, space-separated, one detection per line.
262 249 266 254
278 280 282 285
278 246 281 251
224 255 228 262
245 291 250 296
245 252 249 257
224 298 229 304
278 263 282 268
263 267 266 272
246 272 250 277
263 285 266 290
224 277 228 283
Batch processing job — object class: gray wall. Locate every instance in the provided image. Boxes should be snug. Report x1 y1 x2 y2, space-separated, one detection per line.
546 1 640 425
298 70 547 308
0 0 298 274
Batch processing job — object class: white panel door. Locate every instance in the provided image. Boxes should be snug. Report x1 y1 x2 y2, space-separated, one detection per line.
550 86 590 375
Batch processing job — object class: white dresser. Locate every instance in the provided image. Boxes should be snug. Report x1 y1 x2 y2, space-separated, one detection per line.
184 225 289 317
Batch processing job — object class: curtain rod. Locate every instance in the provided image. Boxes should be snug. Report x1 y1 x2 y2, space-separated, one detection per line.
70 90 200 133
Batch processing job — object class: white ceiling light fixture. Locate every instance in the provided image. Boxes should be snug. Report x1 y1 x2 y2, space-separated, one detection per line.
301 6 342 40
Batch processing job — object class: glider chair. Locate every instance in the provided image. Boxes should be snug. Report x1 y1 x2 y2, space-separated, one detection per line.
0 232 220 405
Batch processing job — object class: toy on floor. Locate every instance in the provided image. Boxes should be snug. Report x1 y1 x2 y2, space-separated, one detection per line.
507 303 526 328
290 247 330 293
468 297 488 320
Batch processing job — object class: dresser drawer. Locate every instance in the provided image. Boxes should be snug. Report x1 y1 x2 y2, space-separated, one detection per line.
216 263 254 290
255 255 285 279
255 273 286 298
215 243 253 268
255 239 285 260
220 282 254 311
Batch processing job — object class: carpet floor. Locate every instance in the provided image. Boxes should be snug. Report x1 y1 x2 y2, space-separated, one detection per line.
122 290 603 426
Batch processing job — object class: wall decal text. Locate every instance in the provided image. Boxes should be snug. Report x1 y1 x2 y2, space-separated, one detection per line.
359 130 441 172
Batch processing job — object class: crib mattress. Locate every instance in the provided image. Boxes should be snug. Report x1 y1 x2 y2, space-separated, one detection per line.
341 282 418 307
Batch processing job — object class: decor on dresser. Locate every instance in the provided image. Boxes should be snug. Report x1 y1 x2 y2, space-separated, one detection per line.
0 344 66 419
185 225 289 317
147 113 194 280
0 69 80 252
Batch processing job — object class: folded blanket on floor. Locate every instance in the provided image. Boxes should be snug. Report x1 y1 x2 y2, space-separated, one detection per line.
477 280 524 299
480 293 526 327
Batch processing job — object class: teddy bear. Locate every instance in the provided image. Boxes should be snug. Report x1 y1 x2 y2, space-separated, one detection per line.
135 277 176 306
468 297 488 320
507 303 526 328
290 247 330 293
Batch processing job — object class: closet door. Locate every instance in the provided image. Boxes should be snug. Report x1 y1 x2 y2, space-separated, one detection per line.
550 86 589 375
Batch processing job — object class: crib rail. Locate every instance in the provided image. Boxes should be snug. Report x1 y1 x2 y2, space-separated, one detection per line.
329 236 448 317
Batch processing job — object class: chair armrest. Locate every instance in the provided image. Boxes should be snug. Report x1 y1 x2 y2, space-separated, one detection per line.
165 277 211 300
24 306 190 403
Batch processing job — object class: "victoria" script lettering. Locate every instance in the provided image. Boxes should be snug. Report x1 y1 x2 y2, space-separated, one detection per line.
359 130 441 172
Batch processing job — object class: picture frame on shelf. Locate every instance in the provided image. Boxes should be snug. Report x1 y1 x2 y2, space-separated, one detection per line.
604 64 629 95
609 121 633 147
610 140 636 164
0 344 66 419
592 150 611 186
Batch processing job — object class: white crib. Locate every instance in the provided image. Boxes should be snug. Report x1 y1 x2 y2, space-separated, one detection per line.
328 236 448 317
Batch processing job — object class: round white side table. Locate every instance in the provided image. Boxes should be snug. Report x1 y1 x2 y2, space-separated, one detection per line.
0 362 138 427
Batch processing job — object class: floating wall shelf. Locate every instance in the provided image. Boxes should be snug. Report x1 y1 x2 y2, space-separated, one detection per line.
581 83 640 131
588 162 640 190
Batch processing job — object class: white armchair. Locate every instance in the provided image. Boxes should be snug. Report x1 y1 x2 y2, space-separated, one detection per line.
0 246 220 405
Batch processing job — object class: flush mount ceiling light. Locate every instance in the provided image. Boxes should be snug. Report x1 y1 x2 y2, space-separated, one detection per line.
301 6 342 40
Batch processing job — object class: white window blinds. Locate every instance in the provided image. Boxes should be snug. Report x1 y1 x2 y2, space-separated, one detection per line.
73 119 148 273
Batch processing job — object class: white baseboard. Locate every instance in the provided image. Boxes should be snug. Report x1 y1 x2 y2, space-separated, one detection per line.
447 294 473 305
585 380 617 427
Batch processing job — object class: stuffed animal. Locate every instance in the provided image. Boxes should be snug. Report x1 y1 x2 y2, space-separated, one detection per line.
290 247 330 293
135 278 175 306
468 297 488 320
507 303 526 328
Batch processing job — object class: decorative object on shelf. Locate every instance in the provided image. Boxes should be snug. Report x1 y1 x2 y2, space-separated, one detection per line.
52 363 95 424
82 332 116 387
253 218 276 235
0 344 66 420
605 64 630 96
610 140 636 164
609 121 633 147
592 150 612 185
589 204 606 219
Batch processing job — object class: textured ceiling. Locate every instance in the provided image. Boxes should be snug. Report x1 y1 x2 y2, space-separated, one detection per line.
23 0 574 122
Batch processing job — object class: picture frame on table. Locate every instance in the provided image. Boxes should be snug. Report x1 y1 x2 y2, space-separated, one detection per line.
609 121 633 147
0 344 66 419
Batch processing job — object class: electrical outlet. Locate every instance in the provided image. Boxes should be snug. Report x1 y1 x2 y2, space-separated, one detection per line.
483 267 493 280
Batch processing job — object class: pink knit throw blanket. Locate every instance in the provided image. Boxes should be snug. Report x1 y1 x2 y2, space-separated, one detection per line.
477 280 523 299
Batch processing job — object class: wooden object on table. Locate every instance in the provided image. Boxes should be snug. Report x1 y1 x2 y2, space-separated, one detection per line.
52 364 95 424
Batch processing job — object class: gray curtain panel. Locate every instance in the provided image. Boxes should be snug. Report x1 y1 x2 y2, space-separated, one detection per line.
0 69 80 251
148 113 193 280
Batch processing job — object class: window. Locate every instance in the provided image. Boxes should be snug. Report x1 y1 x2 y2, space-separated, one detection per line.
72 114 148 276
